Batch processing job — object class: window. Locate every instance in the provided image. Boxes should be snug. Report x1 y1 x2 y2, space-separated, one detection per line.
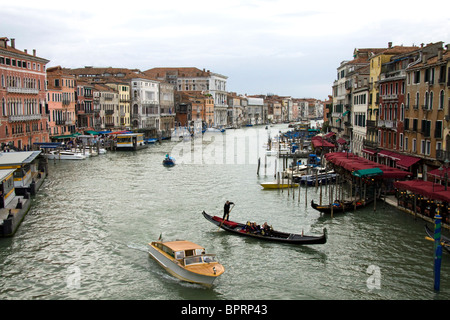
435 121 443 138
412 139 417 152
405 137 409 151
439 90 445 109
429 91 434 110
400 133 403 149
415 92 419 109
413 70 420 84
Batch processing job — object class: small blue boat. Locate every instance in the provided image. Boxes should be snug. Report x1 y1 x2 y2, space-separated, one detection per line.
163 154 176 167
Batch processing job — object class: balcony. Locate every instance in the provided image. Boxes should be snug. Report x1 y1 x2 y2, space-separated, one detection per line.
380 94 398 101
437 150 450 161
9 114 42 122
378 119 397 129
7 87 39 94
363 139 378 149
366 120 377 129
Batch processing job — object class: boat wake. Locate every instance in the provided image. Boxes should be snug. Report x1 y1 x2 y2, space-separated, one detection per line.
126 243 148 253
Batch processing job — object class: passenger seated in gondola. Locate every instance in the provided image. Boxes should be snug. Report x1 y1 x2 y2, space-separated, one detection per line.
332 200 341 208
245 222 260 234
261 222 272 236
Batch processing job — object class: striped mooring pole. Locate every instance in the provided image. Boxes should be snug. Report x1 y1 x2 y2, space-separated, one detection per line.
434 213 443 292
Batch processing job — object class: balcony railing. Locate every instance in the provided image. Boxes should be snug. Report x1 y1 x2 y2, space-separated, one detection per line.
378 119 397 129
436 150 450 161
366 120 377 128
7 87 39 94
9 114 42 122
363 139 378 149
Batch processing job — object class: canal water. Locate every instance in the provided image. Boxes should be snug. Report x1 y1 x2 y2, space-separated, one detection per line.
1 124 449 300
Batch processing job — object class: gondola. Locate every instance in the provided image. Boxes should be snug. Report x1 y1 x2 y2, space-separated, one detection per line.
425 224 450 253
201 211 327 245
310 198 373 214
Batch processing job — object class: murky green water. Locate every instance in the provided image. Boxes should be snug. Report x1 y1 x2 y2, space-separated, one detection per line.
1 124 449 300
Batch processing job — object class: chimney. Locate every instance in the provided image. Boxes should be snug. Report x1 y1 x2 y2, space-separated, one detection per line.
438 47 443 61
0 37 8 48
11 38 15 48
33 49 36 56
388 42 392 48
24 49 27 54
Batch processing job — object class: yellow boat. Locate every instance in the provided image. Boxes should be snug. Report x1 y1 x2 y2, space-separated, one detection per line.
148 240 225 287
260 181 299 189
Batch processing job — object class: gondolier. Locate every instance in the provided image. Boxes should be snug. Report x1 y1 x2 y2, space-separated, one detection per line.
222 201 234 221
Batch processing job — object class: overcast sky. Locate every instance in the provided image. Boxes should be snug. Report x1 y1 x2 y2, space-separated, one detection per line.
2 0 449 99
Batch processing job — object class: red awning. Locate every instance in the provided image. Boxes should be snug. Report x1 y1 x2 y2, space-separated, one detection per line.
396 155 421 170
362 148 377 155
394 180 450 202
324 132 336 138
337 138 347 144
312 138 335 148
378 150 402 161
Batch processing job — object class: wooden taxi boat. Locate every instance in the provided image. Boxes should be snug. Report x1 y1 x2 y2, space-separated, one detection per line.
148 239 225 286
202 211 327 245
260 181 299 189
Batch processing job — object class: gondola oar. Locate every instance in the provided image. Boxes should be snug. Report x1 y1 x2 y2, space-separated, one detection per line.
218 204 235 231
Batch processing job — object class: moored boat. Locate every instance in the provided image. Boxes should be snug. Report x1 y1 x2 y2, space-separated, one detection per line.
299 167 337 185
202 211 327 245
310 198 373 214
425 224 450 253
148 239 225 286
43 150 87 160
116 133 148 151
260 181 299 189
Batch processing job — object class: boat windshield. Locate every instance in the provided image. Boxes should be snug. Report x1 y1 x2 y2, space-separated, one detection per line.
184 254 218 266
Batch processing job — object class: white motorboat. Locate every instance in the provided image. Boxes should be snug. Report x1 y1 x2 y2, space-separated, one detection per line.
44 150 87 160
148 239 225 287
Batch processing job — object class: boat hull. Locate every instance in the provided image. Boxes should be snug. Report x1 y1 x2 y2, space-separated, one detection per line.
202 211 326 245
148 245 220 286
310 199 373 214
162 159 176 167
261 182 299 189
44 152 86 160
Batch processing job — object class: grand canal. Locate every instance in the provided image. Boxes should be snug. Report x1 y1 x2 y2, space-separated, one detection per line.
0 124 449 300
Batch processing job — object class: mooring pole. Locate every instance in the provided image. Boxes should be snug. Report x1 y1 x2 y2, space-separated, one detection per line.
434 213 443 292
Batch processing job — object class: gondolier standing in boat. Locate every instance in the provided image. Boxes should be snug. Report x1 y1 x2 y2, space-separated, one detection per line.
223 201 235 221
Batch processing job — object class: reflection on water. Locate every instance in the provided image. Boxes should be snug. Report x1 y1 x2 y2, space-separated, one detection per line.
0 124 449 300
